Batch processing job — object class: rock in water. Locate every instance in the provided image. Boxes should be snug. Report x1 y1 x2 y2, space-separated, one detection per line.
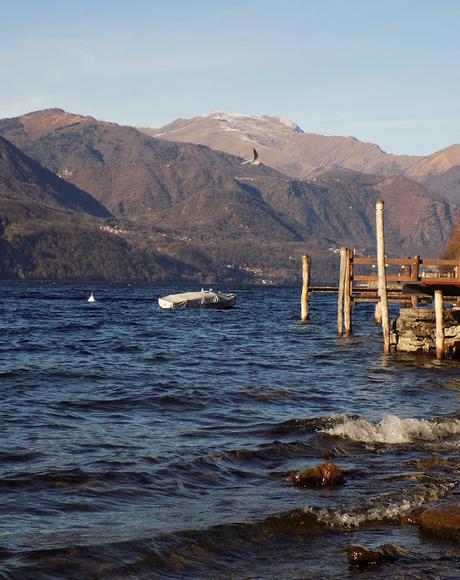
400 506 425 525
408 456 458 472
288 462 344 487
347 544 406 568
417 503 460 539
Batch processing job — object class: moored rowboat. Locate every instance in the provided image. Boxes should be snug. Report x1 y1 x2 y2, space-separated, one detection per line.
158 290 236 310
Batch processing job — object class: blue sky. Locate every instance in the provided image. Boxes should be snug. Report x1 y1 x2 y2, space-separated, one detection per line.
1 0 459 154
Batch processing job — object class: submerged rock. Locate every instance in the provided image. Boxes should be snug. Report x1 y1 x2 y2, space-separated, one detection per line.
379 471 425 482
417 503 460 539
288 462 344 487
408 456 458 472
347 544 406 568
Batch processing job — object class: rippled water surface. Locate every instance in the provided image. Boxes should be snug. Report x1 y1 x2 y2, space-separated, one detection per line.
0 282 459 578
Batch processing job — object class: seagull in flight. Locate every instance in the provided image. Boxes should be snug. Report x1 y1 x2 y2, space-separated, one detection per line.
241 148 262 167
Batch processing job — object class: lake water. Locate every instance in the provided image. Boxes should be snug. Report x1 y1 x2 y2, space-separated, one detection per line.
0 282 459 578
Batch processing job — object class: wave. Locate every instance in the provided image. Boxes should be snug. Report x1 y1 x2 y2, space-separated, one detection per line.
0 450 42 463
321 414 460 444
268 415 352 434
4 480 454 578
303 480 455 528
0 467 154 492
56 392 204 412
209 440 314 464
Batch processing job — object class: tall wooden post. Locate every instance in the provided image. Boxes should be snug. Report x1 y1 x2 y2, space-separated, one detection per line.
300 255 311 323
376 201 390 353
434 289 445 360
344 248 352 336
411 254 420 309
412 255 420 280
338 248 346 336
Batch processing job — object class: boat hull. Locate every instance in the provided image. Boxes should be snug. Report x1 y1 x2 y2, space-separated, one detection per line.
158 291 236 310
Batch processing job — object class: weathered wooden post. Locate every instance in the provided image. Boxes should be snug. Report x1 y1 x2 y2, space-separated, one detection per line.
338 248 346 336
411 255 420 308
344 248 352 336
434 289 445 360
376 201 390 353
374 301 382 324
412 255 421 280
300 255 311 323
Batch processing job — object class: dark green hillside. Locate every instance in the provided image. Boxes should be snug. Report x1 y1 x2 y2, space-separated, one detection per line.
3 220 201 282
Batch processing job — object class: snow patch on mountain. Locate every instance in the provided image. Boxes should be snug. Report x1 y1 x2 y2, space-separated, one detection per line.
202 112 304 135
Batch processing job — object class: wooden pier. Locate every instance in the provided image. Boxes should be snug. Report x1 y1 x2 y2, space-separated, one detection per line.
300 201 460 360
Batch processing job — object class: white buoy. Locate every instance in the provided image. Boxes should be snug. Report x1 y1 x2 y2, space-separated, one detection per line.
88 292 95 303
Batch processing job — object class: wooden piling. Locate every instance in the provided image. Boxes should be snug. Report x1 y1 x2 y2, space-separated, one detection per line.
374 301 382 324
344 249 352 336
434 289 445 360
411 255 420 309
338 248 346 336
376 201 390 353
300 255 311 323
412 255 420 280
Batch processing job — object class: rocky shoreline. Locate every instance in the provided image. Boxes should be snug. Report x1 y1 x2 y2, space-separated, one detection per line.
286 459 459 570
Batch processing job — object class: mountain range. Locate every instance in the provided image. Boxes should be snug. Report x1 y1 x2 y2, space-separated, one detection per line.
142 112 460 203
0 108 458 284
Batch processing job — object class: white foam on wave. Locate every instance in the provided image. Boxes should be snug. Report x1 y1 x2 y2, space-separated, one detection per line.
303 481 454 528
321 414 460 444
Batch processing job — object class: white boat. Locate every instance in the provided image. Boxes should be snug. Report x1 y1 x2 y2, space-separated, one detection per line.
158 290 236 310
87 292 96 303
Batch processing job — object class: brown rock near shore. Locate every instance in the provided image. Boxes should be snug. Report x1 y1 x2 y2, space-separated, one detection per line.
400 507 425 525
288 462 344 488
417 503 460 539
347 544 406 568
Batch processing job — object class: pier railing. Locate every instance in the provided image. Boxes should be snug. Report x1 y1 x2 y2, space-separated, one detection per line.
335 249 460 357
352 256 460 285
299 201 460 359
301 250 460 352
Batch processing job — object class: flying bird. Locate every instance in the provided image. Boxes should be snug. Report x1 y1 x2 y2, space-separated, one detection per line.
241 148 262 167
